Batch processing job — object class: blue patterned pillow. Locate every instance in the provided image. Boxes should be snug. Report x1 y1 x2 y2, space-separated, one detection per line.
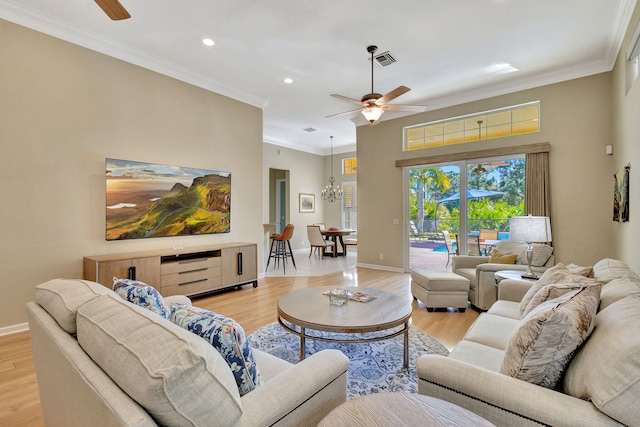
112 278 171 319
170 303 264 396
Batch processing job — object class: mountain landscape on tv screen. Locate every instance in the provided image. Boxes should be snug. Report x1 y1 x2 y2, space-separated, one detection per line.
106 159 230 240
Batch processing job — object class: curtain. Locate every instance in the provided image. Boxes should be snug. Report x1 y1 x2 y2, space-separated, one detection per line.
525 151 551 218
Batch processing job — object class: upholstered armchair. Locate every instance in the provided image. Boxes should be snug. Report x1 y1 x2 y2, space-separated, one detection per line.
452 241 554 310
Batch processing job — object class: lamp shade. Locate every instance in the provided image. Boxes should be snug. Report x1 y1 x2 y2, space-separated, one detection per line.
509 215 552 243
361 106 384 123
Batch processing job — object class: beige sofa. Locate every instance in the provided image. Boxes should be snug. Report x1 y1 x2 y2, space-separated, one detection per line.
453 241 554 310
416 259 640 426
26 279 349 427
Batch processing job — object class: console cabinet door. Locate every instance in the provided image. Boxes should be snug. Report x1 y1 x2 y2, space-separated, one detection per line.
221 245 257 286
86 256 160 288
131 256 161 287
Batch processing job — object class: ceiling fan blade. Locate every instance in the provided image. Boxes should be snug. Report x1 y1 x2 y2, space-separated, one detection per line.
325 107 365 118
330 94 366 106
383 104 427 112
376 86 411 105
94 0 131 20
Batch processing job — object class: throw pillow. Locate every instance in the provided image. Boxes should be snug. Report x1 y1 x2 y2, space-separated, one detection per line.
489 250 518 264
170 303 264 396
565 263 594 277
77 295 242 426
112 278 171 319
563 294 640 426
522 282 599 316
518 263 600 312
501 284 601 389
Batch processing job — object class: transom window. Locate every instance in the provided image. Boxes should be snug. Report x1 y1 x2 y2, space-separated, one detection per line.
343 157 357 174
403 101 540 151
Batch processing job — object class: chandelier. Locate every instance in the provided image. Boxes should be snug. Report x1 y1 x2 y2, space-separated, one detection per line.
321 136 343 203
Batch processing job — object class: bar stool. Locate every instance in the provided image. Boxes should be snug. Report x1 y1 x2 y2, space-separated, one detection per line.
265 224 296 273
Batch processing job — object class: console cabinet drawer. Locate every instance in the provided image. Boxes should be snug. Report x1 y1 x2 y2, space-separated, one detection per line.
160 265 221 287
160 271 222 296
160 256 221 275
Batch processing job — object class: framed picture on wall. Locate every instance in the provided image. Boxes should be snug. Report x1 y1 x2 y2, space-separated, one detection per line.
299 193 315 213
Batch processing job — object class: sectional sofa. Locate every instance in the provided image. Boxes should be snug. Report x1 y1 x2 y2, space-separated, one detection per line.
26 279 349 426
417 259 640 426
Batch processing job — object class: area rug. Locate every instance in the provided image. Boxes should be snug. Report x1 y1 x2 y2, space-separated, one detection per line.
247 322 449 399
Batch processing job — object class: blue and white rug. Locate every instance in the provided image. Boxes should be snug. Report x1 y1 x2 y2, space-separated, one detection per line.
247 322 449 399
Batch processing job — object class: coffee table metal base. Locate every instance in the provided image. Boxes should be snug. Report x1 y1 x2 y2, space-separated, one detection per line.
277 317 412 368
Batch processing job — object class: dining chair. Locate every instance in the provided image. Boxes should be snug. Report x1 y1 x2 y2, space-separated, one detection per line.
343 234 357 256
313 223 326 231
306 225 335 258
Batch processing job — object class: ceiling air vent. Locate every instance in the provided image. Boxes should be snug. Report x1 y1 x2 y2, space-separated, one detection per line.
303 127 317 133
373 51 396 67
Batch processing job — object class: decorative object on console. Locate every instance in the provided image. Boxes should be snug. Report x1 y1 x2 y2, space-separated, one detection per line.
509 215 552 279
321 136 343 202
106 158 230 240
613 164 630 222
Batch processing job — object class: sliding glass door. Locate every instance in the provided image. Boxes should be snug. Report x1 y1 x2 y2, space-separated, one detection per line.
407 155 525 270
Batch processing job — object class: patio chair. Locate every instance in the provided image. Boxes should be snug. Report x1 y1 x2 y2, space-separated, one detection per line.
467 235 481 256
441 230 458 267
479 229 498 255
409 220 429 242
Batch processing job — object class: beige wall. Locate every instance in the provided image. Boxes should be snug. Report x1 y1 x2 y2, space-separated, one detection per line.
0 20 263 329
357 73 619 270
612 3 640 273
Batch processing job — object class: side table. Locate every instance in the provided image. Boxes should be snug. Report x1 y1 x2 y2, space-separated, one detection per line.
494 269 538 284
318 392 494 427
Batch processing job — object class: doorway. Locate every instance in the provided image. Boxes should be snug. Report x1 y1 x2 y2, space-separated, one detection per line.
406 155 525 271
269 169 290 233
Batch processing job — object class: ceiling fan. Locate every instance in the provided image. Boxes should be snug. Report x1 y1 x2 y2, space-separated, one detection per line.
327 45 426 124
94 0 131 20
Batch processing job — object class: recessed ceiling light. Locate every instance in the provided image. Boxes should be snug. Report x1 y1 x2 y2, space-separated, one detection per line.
202 38 215 47
284 78 293 84
484 62 518 74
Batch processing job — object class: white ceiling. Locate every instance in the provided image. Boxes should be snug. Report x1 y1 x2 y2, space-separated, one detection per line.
0 0 636 154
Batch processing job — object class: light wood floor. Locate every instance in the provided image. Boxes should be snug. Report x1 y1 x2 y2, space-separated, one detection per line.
0 266 479 427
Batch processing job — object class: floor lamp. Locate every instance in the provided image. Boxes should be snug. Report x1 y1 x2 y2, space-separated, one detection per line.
509 215 552 279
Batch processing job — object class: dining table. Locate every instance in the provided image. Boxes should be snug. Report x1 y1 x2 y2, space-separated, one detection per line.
320 229 355 257
479 239 501 255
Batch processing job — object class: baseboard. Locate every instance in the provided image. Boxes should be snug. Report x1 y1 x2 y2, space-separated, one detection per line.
356 262 405 273
0 322 29 336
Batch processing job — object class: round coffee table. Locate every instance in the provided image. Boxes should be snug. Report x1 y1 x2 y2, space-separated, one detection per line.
318 392 495 426
277 286 412 367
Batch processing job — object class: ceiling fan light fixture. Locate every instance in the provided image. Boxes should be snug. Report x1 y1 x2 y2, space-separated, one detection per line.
362 106 384 124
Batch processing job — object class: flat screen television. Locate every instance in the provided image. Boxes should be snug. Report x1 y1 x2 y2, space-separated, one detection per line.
106 158 231 240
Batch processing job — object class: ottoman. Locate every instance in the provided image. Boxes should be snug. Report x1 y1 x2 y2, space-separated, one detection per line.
411 269 470 312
